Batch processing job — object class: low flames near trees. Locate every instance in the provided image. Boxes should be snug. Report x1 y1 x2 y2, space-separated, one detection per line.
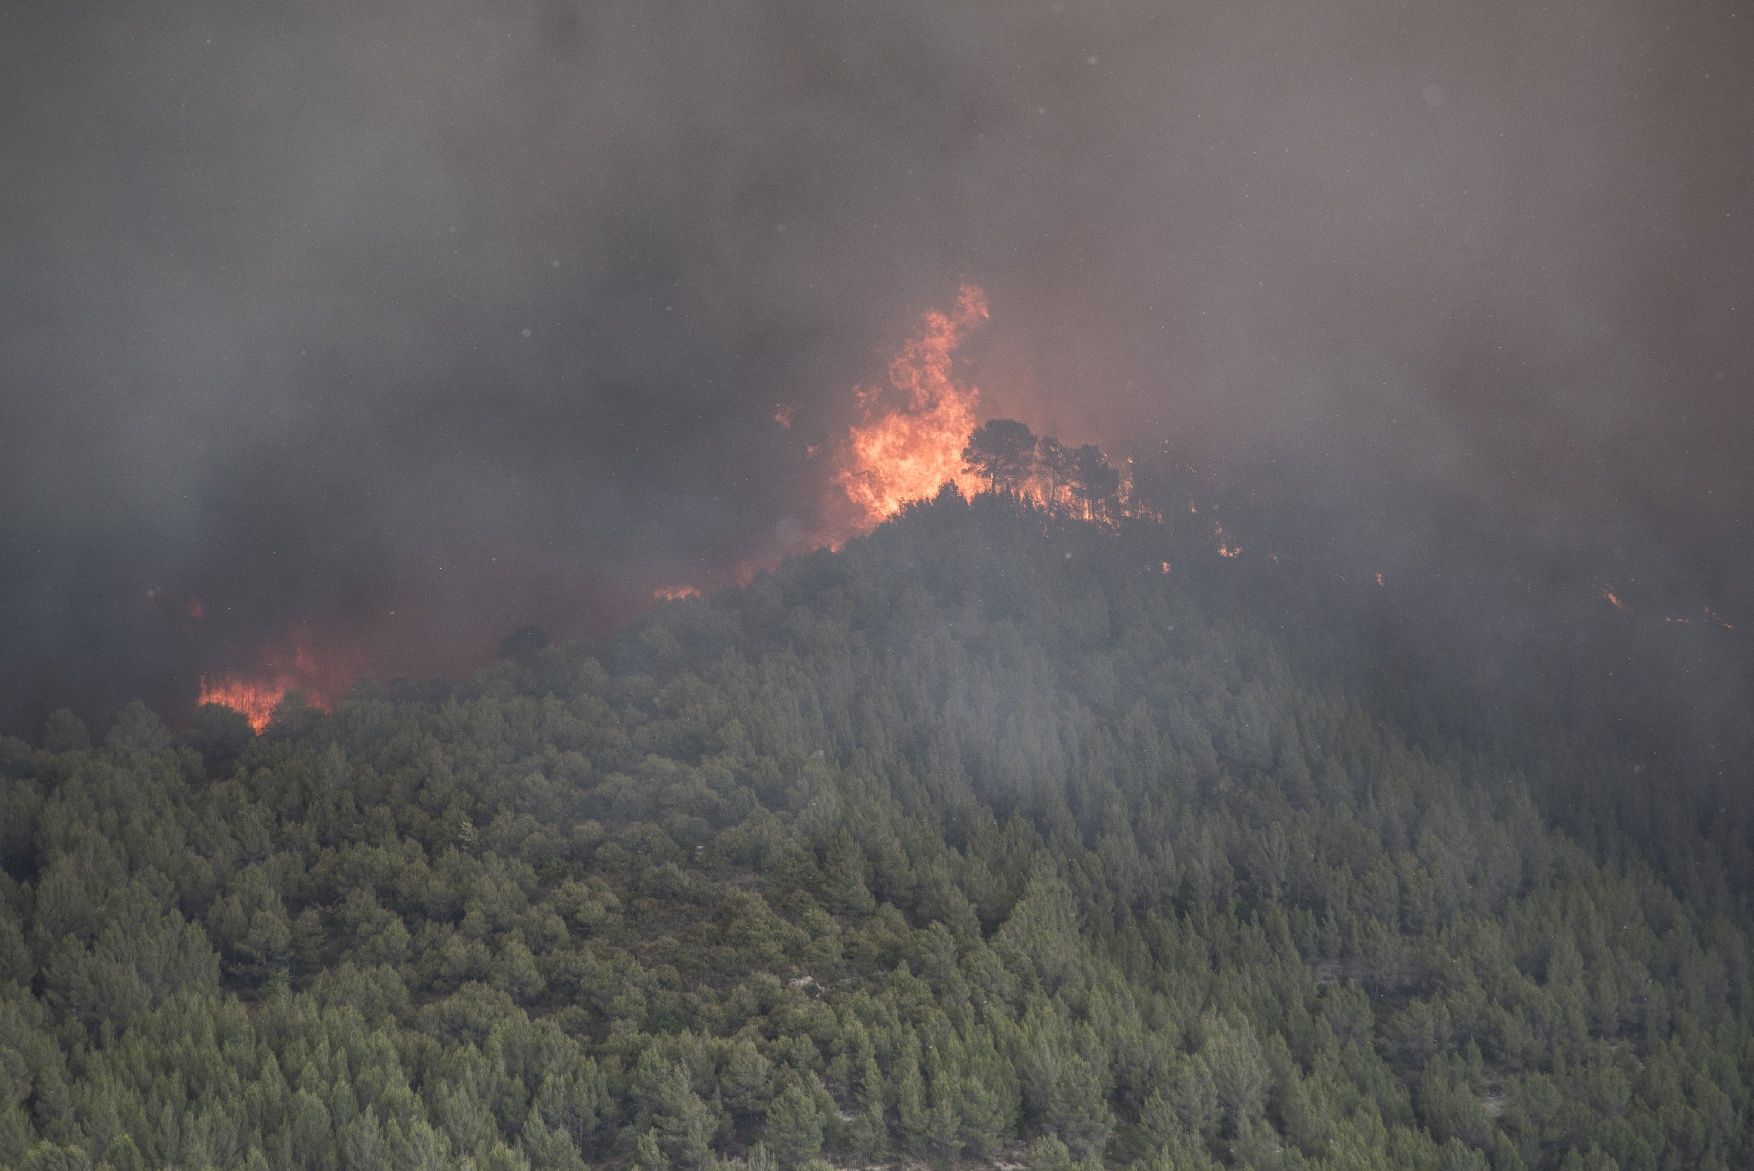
195 628 363 733
196 286 1740 733
959 419 1140 525
203 285 1159 731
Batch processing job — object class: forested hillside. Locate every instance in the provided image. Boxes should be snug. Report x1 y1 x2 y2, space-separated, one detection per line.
2 494 1750 1171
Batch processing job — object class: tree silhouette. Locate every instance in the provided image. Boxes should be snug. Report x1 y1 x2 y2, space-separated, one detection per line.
1067 444 1121 521
1036 436 1079 513
963 419 1037 495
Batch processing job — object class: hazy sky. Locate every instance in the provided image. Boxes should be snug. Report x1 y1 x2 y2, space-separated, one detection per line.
3 0 1750 731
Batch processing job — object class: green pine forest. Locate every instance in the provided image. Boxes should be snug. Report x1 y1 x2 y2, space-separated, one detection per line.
2 492 1750 1171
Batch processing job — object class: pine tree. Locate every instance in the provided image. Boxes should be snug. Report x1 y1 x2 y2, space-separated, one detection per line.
761 1078 825 1168
892 1035 929 1154
652 1064 714 1170
631 1128 665 1171
519 1106 588 1171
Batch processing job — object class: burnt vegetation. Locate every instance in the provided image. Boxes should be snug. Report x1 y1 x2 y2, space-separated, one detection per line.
1 494 1751 1171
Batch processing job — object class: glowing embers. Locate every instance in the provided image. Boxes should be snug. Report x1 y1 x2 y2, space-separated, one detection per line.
196 628 363 733
835 284 990 529
1662 606 1735 631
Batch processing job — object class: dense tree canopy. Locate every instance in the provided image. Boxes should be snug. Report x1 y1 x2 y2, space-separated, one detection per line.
0 493 1749 1170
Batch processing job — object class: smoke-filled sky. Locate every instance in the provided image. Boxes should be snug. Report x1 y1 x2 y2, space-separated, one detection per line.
3 0 1751 732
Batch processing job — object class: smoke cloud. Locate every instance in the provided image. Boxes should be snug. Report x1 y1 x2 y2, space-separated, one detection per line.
3 0 1750 732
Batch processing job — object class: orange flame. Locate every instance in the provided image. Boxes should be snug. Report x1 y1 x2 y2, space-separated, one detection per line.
653 585 701 602
195 678 290 734
197 630 362 733
1600 587 1627 612
835 285 989 529
811 285 1145 549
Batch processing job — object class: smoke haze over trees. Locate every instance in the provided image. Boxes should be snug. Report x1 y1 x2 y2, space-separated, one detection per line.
2 498 1751 1169
3 0 1754 732
5 4 1754 1167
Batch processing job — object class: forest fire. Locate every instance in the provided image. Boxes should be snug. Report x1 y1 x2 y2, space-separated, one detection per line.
189 290 1348 731
824 284 1148 537
196 630 362 733
834 284 990 529
195 677 294 734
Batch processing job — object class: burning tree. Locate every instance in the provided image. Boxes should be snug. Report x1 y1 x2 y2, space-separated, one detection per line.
835 285 989 530
1069 444 1121 523
829 287 1132 533
958 418 1127 524
962 418 1039 496
1035 435 1076 511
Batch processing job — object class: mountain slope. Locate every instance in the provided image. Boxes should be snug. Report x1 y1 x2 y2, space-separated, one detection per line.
1 494 1750 1171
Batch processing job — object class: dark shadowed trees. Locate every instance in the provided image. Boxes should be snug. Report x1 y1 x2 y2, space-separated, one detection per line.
1035 436 1075 512
963 419 1038 495
1068 444 1121 522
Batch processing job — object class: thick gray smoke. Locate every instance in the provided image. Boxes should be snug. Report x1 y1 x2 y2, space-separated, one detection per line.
2 0 1750 732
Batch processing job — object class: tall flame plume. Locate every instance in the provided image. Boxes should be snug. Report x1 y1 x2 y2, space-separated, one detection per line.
835 284 990 530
